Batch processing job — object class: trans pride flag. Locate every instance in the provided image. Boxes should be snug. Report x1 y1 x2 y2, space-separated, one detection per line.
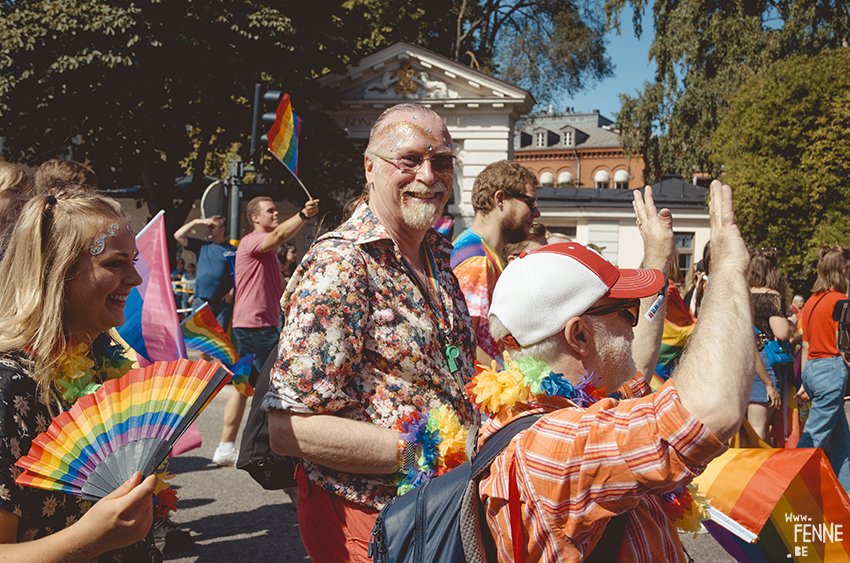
117 210 187 365
267 92 302 176
181 303 255 396
693 448 850 562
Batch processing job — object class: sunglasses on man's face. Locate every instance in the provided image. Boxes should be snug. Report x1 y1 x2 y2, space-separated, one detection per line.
506 191 538 211
583 299 642 327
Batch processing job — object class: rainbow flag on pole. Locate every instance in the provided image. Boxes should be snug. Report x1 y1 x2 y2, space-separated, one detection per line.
267 92 302 176
693 448 850 562
181 303 255 396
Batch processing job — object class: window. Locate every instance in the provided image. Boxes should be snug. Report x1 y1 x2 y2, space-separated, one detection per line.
613 169 630 190
557 171 573 187
540 172 555 187
594 170 609 189
535 133 545 147
675 232 694 282
563 131 573 146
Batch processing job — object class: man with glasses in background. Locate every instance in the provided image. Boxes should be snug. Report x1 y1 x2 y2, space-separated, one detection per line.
451 160 540 365
264 103 478 562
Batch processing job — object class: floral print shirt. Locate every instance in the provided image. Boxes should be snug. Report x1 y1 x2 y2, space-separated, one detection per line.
263 203 478 509
0 355 161 562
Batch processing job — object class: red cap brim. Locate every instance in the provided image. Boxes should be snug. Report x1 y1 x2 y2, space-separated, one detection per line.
605 268 665 299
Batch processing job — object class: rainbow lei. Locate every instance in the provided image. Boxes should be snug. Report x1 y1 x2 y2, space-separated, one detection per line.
464 352 609 417
52 335 135 402
394 405 469 496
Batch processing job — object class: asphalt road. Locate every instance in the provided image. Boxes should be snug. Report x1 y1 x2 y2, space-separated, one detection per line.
163 385 735 562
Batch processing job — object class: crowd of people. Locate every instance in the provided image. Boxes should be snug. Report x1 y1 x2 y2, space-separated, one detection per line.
0 102 847 562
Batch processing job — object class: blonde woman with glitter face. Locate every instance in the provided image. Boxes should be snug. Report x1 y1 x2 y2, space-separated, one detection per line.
0 191 160 562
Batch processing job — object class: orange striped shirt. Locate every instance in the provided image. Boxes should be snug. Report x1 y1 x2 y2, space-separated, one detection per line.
478 376 726 562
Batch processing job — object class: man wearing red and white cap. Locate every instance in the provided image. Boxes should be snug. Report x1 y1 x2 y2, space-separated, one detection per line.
468 181 755 562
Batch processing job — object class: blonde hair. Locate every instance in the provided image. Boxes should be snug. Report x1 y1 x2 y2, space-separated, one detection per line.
0 190 128 410
0 162 29 194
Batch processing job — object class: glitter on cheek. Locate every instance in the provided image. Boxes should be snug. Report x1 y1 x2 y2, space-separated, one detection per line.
426 144 432 151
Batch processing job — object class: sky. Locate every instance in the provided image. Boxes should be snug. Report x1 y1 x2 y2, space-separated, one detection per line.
555 18 656 122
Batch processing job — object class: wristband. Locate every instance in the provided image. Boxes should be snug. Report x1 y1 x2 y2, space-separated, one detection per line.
398 439 417 472
299 210 309 221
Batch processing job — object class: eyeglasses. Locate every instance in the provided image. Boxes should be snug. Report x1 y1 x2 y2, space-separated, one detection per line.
374 153 455 174
583 299 641 327
506 191 538 211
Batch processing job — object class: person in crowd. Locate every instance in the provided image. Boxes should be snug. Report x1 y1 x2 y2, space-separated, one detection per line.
264 103 478 562
170 259 187 314
451 160 539 365
747 248 789 441
473 180 752 562
173 216 235 332
795 244 850 493
180 263 196 315
528 222 548 246
500 239 543 264
33 159 97 194
0 162 31 239
213 196 318 467
0 191 160 561
278 242 298 287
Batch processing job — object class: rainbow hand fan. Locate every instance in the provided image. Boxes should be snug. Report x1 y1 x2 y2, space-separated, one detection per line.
15 359 228 500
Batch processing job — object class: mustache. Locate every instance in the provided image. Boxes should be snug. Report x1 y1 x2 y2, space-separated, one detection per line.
402 180 448 197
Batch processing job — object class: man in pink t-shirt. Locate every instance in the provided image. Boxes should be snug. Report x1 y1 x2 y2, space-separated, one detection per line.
212 195 319 467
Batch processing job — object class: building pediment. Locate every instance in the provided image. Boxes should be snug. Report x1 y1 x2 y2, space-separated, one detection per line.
318 42 533 109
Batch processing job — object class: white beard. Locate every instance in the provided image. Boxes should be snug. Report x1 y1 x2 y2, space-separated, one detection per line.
588 316 636 388
400 180 447 230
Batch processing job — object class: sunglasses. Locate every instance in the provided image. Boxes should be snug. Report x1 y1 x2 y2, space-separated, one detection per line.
374 153 455 174
584 299 641 327
506 191 538 211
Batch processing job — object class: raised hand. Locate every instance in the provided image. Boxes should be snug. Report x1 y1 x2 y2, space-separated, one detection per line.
633 185 675 273
707 180 749 274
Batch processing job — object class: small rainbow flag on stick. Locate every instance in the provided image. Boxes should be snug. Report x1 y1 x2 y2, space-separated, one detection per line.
181 303 255 396
692 447 850 562
266 92 312 200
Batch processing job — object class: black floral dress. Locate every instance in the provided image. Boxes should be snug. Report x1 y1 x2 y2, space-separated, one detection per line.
0 355 161 562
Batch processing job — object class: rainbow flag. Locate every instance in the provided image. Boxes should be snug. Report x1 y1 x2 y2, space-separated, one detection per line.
117 210 187 365
267 92 302 176
181 304 255 397
693 448 850 562
655 287 696 379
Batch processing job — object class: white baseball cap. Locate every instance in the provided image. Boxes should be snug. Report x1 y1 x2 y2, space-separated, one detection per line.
489 242 665 347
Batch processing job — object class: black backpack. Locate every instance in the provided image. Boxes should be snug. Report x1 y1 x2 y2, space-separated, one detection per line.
367 413 629 563
367 415 541 563
236 349 297 490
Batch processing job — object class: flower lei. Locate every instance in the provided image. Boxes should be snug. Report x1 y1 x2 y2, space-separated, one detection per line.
52 335 135 402
394 405 469 496
464 352 610 417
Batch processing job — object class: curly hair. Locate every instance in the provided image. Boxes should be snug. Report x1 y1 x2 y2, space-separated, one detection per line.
471 160 537 214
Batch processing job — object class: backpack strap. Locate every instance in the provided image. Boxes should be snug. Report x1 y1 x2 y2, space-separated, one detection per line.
460 414 542 563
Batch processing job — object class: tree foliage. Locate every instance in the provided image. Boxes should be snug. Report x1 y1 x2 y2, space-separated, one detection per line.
0 0 369 237
712 48 850 290
606 0 850 183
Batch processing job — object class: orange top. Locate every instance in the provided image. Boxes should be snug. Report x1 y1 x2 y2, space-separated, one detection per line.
801 290 846 359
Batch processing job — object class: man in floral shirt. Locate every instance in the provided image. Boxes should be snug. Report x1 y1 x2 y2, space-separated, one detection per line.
264 103 478 562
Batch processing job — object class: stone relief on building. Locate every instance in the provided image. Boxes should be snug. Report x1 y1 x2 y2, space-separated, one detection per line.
360 61 459 99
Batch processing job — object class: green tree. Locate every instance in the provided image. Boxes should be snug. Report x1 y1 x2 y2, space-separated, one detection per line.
711 48 850 290
605 0 850 183
0 0 368 238
345 0 614 105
